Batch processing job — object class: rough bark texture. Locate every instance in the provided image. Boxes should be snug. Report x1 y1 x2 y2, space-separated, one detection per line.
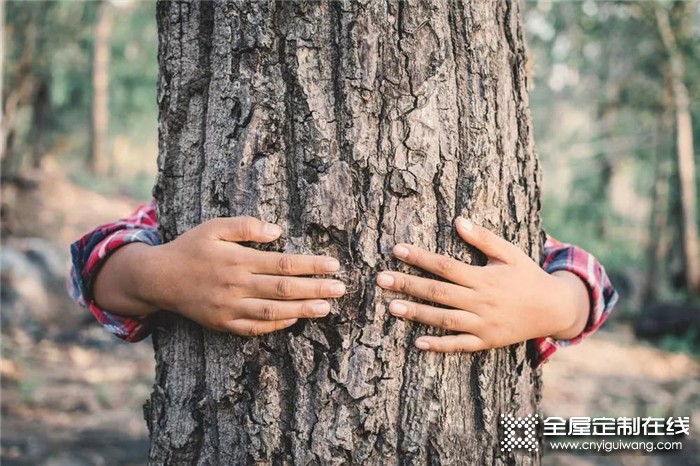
149 1 543 464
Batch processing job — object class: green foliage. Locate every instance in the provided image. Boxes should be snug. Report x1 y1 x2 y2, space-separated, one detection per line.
526 0 700 301
3 0 158 181
657 328 700 357
108 1 158 145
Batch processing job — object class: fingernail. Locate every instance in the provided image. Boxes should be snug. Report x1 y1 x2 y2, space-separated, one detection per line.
324 259 340 272
331 282 346 296
263 223 282 237
376 273 394 287
312 302 330 316
389 301 407 316
393 244 409 259
415 339 430 350
457 217 473 232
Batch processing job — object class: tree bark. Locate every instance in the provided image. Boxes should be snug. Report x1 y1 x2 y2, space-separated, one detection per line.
149 1 543 464
89 0 113 176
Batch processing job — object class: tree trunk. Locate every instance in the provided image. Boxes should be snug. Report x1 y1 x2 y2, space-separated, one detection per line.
644 120 672 303
30 79 50 169
1 4 37 176
149 1 543 464
88 0 112 176
656 6 700 295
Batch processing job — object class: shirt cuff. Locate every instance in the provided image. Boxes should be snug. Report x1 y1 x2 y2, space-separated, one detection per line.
534 243 619 366
80 227 162 342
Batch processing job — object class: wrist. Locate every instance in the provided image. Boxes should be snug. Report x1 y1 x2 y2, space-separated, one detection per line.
93 242 161 316
132 243 174 314
546 271 590 340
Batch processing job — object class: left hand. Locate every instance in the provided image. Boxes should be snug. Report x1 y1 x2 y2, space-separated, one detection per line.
376 217 590 353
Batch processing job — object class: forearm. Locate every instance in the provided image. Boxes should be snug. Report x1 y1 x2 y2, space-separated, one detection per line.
548 270 590 340
93 243 161 317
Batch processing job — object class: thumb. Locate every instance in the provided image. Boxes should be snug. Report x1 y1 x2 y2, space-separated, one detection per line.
204 216 282 243
455 217 517 263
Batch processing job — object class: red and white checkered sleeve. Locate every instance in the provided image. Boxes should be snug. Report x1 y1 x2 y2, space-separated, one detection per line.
532 236 618 366
68 201 162 342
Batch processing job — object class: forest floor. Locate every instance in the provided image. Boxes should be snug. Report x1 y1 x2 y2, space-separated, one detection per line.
1 170 698 465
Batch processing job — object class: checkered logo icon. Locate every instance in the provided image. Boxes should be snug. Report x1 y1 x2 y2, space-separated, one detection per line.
500 414 539 452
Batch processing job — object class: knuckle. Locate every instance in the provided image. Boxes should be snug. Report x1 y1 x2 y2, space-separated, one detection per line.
479 336 494 350
318 281 329 297
428 283 446 301
396 276 409 292
241 216 257 239
209 315 228 332
313 259 327 274
221 271 246 293
436 258 453 275
439 314 458 330
276 278 294 298
260 303 278 321
247 323 264 336
300 302 314 317
277 255 295 275
210 292 230 312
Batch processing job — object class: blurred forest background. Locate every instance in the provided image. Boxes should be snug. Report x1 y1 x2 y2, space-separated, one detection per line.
1 1 699 465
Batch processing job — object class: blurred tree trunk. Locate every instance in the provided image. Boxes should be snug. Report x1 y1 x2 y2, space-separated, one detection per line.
88 0 112 176
656 6 700 295
644 119 673 302
30 79 50 169
1 7 36 177
148 1 543 464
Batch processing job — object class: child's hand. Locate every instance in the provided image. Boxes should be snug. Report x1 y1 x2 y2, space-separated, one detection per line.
93 217 345 336
376 217 590 353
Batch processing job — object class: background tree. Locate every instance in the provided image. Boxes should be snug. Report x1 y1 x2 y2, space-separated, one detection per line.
1 0 158 194
148 0 543 463
88 0 113 176
525 0 700 310
655 3 699 295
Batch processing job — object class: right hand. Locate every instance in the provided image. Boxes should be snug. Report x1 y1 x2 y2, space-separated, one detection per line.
122 217 345 336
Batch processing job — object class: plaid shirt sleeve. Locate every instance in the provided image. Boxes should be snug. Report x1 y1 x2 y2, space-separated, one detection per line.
68 201 162 342
533 235 618 366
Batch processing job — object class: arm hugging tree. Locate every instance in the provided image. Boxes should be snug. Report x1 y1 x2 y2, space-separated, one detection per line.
149 0 543 464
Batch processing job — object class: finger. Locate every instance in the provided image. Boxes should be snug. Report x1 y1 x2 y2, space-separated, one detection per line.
392 243 477 286
238 298 331 320
204 216 283 243
455 217 519 263
248 275 346 300
376 272 472 308
414 334 487 353
223 318 298 336
388 300 481 333
245 249 340 276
